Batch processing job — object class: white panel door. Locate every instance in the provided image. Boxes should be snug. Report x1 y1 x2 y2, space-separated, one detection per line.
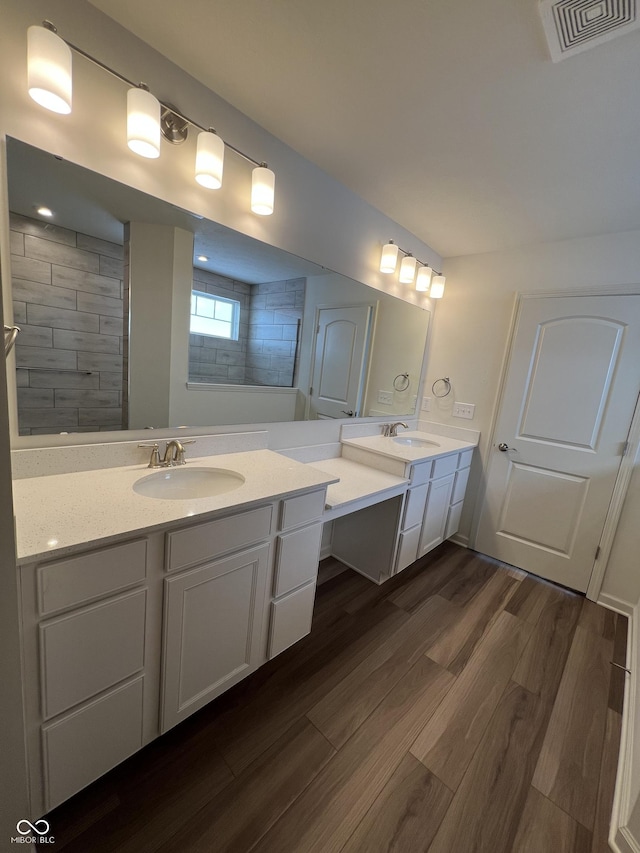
476 295 640 592
310 305 374 418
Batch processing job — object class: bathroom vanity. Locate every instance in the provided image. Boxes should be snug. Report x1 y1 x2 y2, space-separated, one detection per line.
12 427 476 816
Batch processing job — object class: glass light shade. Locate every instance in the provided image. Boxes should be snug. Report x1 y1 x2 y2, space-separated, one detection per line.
127 87 160 159
27 25 72 114
380 242 399 273
430 275 446 299
415 265 432 292
251 166 275 215
399 255 417 284
195 131 224 189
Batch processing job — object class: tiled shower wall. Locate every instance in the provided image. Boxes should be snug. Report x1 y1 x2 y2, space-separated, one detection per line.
246 278 305 387
188 267 251 384
10 213 124 435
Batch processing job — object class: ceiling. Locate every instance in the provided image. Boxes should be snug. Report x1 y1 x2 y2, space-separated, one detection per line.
88 0 640 258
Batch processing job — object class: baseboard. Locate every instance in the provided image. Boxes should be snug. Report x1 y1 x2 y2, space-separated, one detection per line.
599 593 635 617
319 544 333 560
449 533 470 548
610 602 638 852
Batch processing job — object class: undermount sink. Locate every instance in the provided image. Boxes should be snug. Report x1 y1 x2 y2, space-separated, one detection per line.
133 467 245 500
392 436 440 448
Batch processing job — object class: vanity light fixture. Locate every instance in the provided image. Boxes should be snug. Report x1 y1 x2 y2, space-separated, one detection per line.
415 264 432 292
197 255 208 262
380 238 445 297
35 206 53 217
399 254 417 284
26 21 275 214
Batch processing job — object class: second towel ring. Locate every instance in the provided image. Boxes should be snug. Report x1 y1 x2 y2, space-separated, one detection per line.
432 377 451 398
393 373 410 392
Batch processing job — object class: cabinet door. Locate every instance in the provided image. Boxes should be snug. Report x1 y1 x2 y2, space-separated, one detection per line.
418 474 455 558
161 543 270 732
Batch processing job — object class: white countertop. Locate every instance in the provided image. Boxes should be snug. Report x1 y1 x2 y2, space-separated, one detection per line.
306 457 408 509
13 449 337 565
340 430 477 464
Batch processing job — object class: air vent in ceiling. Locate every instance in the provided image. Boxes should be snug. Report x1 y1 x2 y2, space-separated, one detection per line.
539 0 639 61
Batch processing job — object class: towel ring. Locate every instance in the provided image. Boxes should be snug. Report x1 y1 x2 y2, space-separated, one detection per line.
393 373 410 392
432 377 451 398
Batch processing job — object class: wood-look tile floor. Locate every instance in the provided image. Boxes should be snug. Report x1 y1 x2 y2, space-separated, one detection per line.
46 541 627 852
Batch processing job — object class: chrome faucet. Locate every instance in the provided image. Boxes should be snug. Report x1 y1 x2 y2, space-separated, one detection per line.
138 439 196 468
389 422 409 437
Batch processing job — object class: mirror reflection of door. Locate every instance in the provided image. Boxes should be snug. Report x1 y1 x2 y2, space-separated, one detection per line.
309 304 375 419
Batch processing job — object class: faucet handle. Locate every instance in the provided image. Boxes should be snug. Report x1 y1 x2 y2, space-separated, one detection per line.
174 439 196 465
138 443 162 468
381 423 391 437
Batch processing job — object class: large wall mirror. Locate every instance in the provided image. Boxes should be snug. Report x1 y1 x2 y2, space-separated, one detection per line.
5 137 431 439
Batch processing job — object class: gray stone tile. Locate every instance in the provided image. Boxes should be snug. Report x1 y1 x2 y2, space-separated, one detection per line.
17 324 53 348
12 301 27 324
189 363 229 380
99 315 124 336
78 408 123 426
270 356 295 371
192 269 230 288
250 294 267 309
76 292 123 318
10 230 24 256
52 266 121 299
249 324 283 340
248 309 275 325
282 324 299 341
10 213 76 246
245 353 272 369
255 281 286 294
278 370 295 386
29 370 100 390
227 367 245 382
30 427 98 435
286 278 306 292
245 367 280 385
99 372 123 390
17 388 54 408
15 346 76 370
16 369 29 388
99 255 124 279
273 308 303 324
25 235 100 273
54 329 120 354
18 408 79 429
189 334 205 347
261 340 294 357
265 291 297 309
12 255 51 284
12 278 77 311
27 304 100 333
56 390 120 408
77 233 124 259
77 352 123 373
215 350 245 366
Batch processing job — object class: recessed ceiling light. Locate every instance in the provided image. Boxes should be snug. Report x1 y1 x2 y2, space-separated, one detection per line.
36 206 53 217
197 255 208 262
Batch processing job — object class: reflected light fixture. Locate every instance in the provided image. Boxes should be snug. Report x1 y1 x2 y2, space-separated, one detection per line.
27 22 72 114
35 206 53 217
25 21 275 214
415 265 432 292
430 276 446 299
399 254 417 284
195 130 224 189
380 241 399 273
251 165 276 215
197 255 208 262
127 85 160 159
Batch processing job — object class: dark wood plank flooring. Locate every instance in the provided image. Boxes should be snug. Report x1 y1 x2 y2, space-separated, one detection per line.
45 541 626 852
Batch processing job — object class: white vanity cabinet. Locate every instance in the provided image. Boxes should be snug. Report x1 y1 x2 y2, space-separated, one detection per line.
20 537 160 815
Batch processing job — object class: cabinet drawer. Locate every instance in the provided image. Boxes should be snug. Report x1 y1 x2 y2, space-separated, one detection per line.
166 504 273 572
446 501 464 540
40 589 146 720
432 454 458 479
452 466 471 505
280 490 326 531
268 582 316 659
274 523 322 597
402 483 429 530
395 525 421 574
42 677 143 811
38 539 147 616
458 448 474 469
410 461 433 486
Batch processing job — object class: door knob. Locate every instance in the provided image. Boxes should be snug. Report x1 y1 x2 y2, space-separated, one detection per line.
498 442 510 451
341 409 354 417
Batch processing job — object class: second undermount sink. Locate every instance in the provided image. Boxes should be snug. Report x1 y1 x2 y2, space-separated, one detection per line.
392 436 440 448
133 467 245 500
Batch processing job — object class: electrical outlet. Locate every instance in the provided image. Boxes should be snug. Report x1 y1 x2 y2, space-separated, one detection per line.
377 390 393 405
452 401 475 419
421 396 431 412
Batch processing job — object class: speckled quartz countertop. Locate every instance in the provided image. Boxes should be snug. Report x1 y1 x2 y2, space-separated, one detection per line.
13 449 338 565
341 430 477 463
306 458 408 510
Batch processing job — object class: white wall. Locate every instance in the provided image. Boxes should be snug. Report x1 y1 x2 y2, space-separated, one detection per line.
427 230 640 605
